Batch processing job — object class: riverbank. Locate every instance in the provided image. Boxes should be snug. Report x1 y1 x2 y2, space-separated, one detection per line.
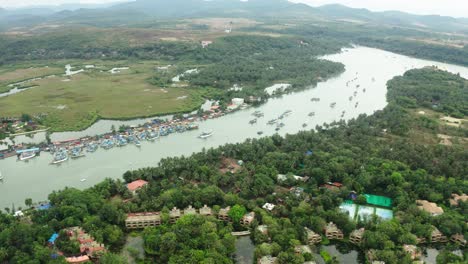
1 46 468 211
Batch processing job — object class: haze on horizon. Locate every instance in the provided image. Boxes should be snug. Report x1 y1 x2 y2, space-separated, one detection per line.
0 0 467 18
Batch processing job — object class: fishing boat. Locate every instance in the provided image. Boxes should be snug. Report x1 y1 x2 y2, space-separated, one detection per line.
134 140 141 147
308 112 315 117
249 119 257 124
18 151 36 161
302 123 308 128
86 143 98 153
277 122 285 128
363 88 366 93
100 139 114 150
310 97 320 102
275 127 280 131
0 171 3 181
199 131 213 139
353 91 358 96
257 131 263 135
349 96 353 101
355 102 359 108
330 102 337 108
70 147 85 159
148 131 160 141
51 149 68 165
80 179 87 182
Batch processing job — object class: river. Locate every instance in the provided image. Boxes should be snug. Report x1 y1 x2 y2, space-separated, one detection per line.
1 46 468 210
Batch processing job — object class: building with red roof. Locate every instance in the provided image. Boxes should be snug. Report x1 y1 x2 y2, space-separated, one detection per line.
127 179 149 195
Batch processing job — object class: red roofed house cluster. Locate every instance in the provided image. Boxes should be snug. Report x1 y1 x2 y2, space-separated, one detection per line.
64 227 106 263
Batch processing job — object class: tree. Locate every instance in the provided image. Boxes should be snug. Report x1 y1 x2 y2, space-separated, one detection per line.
100 252 128 264
228 204 247 224
25 198 33 208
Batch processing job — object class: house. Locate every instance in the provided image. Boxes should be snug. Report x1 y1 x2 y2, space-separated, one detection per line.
169 207 181 224
257 225 269 235
416 200 444 216
201 40 213 48
294 245 312 254
403 245 422 260
66 227 106 257
231 98 245 106
125 212 161 229
218 206 231 222
325 222 344 240
65 255 90 263
305 227 322 245
450 234 467 246
258 255 277 264
277 174 309 182
127 179 148 195
349 228 365 245
321 182 343 191
199 205 213 216
240 212 255 226
262 203 276 211
184 205 197 215
449 193 468 207
430 227 448 243
290 187 305 197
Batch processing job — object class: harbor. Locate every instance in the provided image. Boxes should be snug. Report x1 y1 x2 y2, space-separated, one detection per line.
1 46 468 210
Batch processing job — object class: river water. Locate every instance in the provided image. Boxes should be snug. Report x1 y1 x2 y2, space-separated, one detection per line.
1 46 468 210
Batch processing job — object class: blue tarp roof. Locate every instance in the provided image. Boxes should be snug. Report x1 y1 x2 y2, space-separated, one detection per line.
37 203 51 210
48 233 59 244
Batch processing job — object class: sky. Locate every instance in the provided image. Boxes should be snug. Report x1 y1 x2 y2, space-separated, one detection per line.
0 0 467 18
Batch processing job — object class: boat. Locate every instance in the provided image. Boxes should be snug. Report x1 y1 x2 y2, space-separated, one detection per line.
86 143 98 153
134 140 141 147
363 88 366 93
302 123 308 128
355 102 359 108
199 131 213 139
275 127 280 131
308 112 315 117
330 102 336 108
277 122 285 128
353 91 358 96
100 139 114 150
267 119 277 125
257 131 263 135
51 149 68 165
80 179 87 182
249 119 257 124
19 151 36 161
70 147 85 159
148 131 160 141
252 111 264 118
310 97 320 102
349 96 353 101
0 171 3 181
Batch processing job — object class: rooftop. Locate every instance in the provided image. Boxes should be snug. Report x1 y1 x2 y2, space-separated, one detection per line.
127 179 148 192
126 212 161 222
416 200 444 215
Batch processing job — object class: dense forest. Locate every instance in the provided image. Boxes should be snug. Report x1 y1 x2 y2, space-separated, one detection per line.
0 68 466 263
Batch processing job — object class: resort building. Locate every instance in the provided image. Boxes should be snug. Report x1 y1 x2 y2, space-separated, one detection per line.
450 234 467 246
258 255 277 264
403 245 422 260
416 200 444 216
125 212 161 229
218 206 231 222
169 207 181 224
66 227 106 258
449 193 468 207
430 227 448 243
199 205 213 216
127 179 148 195
240 212 255 226
65 256 90 264
305 227 322 245
262 203 276 211
325 222 344 240
184 205 197 215
294 245 312 254
349 228 365 245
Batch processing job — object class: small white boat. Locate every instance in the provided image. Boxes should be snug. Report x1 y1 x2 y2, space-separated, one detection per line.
199 131 213 139
0 171 3 181
80 178 87 182
19 151 36 161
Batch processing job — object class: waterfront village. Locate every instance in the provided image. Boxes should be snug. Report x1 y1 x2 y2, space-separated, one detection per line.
0 96 261 162
16 174 467 264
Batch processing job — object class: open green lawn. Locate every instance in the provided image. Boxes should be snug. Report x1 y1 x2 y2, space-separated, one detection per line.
0 61 207 132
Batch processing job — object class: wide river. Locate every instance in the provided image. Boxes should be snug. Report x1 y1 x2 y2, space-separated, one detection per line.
1 46 468 210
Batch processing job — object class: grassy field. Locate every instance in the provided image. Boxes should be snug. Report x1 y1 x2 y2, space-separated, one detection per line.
0 61 208 132
0 66 63 93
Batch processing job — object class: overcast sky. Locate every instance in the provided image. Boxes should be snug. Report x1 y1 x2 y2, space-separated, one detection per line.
0 0 467 18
